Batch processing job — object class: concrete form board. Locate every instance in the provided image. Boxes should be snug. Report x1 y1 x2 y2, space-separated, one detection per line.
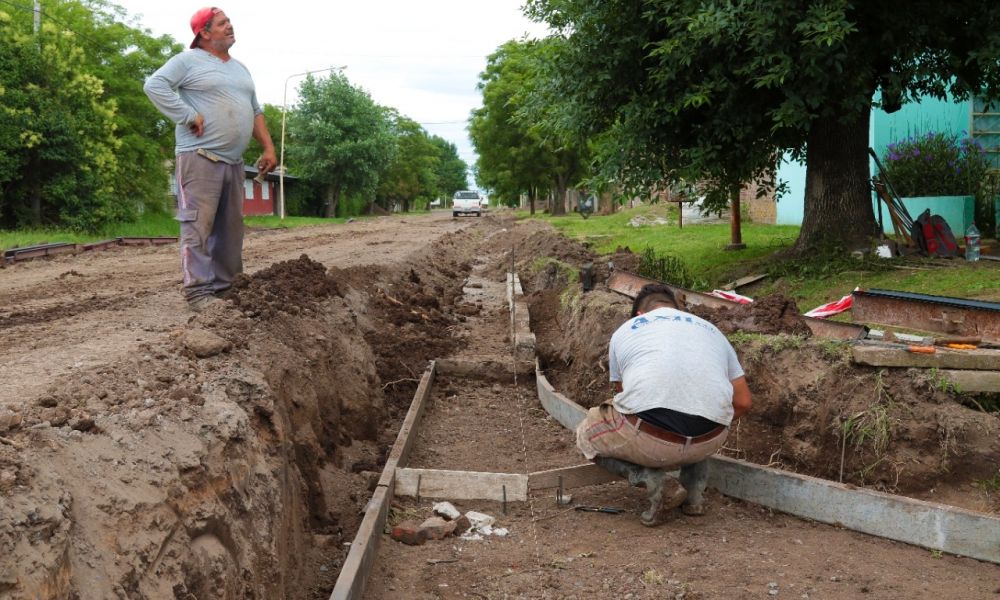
394 467 528 501
709 456 1000 564
330 484 393 600
940 369 1000 392
536 363 586 430
852 345 1000 370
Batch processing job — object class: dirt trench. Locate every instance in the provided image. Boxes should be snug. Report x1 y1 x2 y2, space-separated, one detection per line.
0 214 492 599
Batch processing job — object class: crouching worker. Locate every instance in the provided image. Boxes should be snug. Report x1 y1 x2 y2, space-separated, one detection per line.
576 283 752 526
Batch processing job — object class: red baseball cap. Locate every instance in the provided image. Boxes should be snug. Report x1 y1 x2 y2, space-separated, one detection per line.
189 7 221 49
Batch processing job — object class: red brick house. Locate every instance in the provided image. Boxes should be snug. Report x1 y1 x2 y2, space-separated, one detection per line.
170 166 288 216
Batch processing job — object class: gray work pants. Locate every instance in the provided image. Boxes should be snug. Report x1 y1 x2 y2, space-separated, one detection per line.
174 151 245 300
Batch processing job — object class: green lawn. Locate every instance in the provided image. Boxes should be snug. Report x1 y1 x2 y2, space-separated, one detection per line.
521 204 1000 311
0 213 351 252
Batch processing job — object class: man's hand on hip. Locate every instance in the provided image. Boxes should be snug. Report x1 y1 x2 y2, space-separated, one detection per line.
188 114 205 137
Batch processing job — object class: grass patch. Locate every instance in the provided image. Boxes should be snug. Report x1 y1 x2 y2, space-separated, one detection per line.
523 205 999 310
1 212 359 252
973 472 1000 492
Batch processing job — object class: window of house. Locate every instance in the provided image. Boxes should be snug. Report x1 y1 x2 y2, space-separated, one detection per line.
972 97 1000 169
261 181 270 200
244 179 254 199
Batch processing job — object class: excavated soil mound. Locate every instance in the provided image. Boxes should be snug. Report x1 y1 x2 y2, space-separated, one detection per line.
687 293 814 336
0 220 487 599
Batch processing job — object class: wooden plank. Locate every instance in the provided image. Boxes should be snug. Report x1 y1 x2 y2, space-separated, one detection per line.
528 463 621 491
708 455 1000 565
852 345 1000 370
394 468 528 501
939 369 1000 393
329 483 393 600
377 362 437 489
386 362 436 464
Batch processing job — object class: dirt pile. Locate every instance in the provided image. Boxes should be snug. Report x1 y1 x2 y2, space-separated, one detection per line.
687 293 813 336
0 221 487 599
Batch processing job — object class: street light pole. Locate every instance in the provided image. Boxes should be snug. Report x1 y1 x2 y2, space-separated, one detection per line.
278 65 347 219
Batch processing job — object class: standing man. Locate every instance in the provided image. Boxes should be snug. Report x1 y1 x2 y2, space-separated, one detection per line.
144 7 277 312
577 284 752 526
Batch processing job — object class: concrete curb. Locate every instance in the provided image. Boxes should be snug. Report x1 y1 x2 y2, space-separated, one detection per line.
534 363 1000 564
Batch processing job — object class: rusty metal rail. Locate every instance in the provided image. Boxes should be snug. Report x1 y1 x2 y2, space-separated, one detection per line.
606 270 868 340
852 288 1000 342
1 237 178 267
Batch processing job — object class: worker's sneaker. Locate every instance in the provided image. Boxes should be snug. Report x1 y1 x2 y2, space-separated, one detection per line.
188 295 223 313
640 470 687 527
681 502 706 517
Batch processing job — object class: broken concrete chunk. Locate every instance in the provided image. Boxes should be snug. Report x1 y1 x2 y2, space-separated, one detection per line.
391 520 427 546
419 516 457 540
464 511 495 531
180 328 231 358
432 501 461 521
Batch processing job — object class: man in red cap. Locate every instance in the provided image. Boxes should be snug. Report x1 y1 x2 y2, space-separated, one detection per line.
144 8 277 312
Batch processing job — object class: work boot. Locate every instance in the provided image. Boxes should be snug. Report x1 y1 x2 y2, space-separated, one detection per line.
679 460 709 516
593 457 686 526
638 470 687 527
188 295 223 313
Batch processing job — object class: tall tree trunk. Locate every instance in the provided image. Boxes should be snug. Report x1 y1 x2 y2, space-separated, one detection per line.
550 175 568 216
324 186 340 219
795 109 879 252
726 185 746 250
529 188 536 215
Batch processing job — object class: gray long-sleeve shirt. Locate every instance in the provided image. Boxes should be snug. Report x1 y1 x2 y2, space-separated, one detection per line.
144 49 262 164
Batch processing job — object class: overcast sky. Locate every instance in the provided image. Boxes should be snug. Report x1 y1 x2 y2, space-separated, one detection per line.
111 0 550 185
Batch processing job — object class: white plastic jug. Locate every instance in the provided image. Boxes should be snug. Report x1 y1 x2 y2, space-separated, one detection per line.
965 223 981 262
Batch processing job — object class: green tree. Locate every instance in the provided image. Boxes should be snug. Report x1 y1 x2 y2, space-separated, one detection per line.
376 114 439 212
0 7 123 231
63 0 182 214
527 0 1000 251
470 40 557 214
429 136 469 201
288 73 396 218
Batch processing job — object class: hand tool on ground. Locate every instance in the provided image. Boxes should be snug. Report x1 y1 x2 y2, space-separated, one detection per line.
573 505 622 514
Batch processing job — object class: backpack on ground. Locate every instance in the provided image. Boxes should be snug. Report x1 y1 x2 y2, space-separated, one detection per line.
910 209 959 257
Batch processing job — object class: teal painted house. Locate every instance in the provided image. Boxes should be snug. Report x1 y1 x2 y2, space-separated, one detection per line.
776 95 999 233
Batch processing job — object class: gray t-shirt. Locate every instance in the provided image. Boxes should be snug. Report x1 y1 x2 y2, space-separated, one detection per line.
144 49 262 164
609 306 744 425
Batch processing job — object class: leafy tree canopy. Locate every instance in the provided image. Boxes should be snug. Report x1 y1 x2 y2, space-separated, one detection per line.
288 73 396 217
527 0 1000 250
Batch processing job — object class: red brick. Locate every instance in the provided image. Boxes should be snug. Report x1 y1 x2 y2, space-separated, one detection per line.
419 516 457 540
452 515 471 536
391 520 427 546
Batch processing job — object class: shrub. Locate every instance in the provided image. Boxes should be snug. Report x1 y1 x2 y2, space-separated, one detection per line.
882 132 990 198
883 131 996 235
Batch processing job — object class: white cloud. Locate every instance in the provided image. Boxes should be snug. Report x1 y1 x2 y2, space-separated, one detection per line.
114 0 549 182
